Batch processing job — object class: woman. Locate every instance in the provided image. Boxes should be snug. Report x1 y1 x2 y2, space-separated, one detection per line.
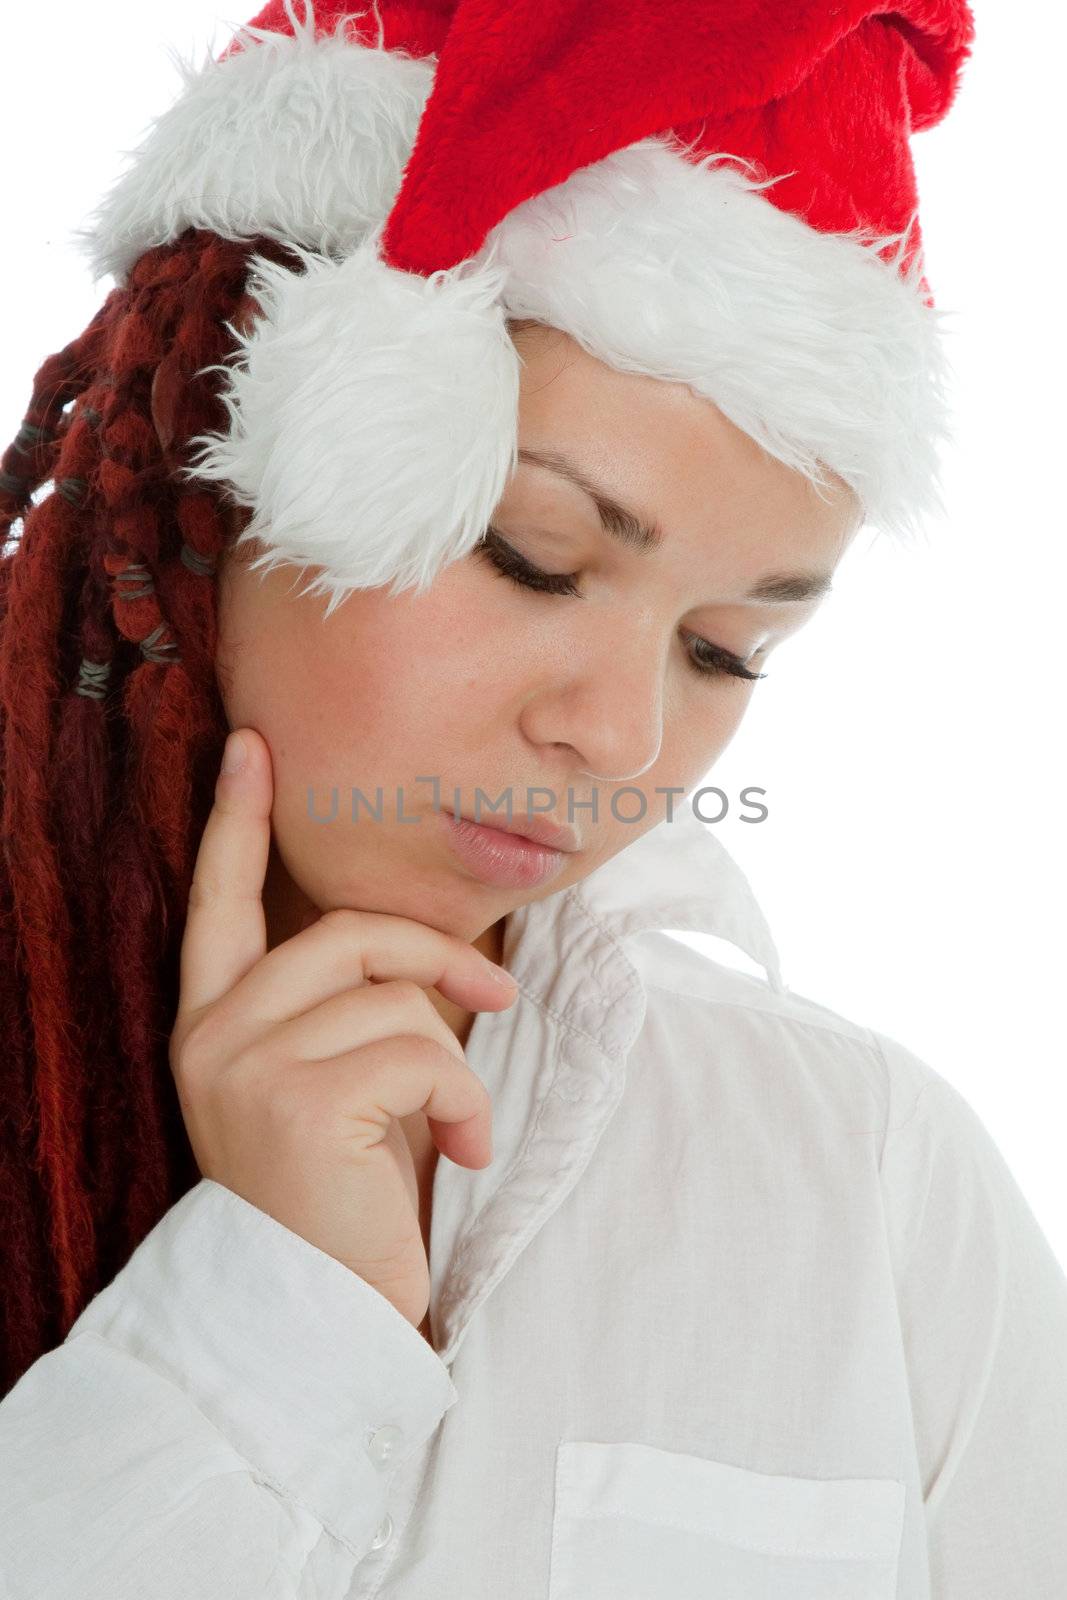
1 0 1065 1596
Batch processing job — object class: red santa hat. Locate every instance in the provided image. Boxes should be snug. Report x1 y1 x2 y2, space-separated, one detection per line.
74 0 975 618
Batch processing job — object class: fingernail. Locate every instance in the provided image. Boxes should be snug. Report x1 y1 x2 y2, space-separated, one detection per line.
221 732 247 775
484 961 516 988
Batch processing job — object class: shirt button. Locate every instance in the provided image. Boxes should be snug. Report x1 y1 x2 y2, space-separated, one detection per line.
370 1513 394 1550
366 1424 404 1467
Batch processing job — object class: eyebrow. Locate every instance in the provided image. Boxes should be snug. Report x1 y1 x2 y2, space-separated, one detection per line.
517 446 835 605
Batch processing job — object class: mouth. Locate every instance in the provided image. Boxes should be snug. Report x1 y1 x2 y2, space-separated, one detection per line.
440 809 578 890
451 809 580 853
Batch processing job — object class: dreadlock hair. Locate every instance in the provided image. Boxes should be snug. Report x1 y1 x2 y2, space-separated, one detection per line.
0 226 305 1399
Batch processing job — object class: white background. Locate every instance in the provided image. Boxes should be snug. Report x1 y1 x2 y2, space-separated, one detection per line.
3 3 1065 1265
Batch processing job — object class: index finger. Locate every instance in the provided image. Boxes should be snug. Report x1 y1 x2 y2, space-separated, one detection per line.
178 727 273 1018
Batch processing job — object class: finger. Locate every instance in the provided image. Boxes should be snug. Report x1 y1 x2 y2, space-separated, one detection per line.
178 727 273 1019
199 904 517 1059
261 976 469 1067
299 1032 493 1167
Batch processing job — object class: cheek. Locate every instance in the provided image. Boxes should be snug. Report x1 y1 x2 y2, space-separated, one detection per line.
250 566 516 783
680 686 749 757
366 566 523 719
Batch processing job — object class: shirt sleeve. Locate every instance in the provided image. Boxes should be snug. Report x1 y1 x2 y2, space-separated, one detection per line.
874 1031 1067 1597
0 1178 458 1599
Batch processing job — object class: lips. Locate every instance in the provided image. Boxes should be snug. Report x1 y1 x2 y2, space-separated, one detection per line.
441 810 575 891
448 809 580 854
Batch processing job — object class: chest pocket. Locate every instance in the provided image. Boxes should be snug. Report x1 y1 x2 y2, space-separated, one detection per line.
548 1441 905 1600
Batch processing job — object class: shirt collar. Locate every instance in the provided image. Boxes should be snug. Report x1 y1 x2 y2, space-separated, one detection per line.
571 799 783 989
499 799 784 1061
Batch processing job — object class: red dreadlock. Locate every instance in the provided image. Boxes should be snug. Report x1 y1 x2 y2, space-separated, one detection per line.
0 226 303 1398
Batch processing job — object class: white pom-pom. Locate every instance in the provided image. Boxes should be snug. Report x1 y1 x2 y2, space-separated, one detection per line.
181 231 519 617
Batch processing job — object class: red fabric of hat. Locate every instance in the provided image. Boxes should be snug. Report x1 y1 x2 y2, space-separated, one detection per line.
234 0 972 287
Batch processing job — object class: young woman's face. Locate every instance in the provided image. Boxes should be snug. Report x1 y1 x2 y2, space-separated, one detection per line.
215 323 860 948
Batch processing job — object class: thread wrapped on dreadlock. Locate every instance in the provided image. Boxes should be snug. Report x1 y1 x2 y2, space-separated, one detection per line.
180 541 217 576
0 297 117 544
0 421 57 506
74 659 111 700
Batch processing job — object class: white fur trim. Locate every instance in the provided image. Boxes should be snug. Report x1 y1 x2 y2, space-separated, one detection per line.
181 231 520 616
71 3 433 285
492 138 954 543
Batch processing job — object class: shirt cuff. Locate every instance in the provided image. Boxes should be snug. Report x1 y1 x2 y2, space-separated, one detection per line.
68 1177 458 1551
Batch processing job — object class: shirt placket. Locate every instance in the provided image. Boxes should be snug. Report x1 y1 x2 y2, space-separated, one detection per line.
346 900 648 1594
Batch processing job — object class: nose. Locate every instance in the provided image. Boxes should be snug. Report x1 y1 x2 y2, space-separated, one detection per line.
520 631 665 783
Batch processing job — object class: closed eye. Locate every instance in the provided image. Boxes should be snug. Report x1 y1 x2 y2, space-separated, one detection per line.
473 528 767 684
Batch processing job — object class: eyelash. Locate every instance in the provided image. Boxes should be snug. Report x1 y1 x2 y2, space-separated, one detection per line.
474 528 768 683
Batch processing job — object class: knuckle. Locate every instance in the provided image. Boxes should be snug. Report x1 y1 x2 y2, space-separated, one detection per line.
409 1031 454 1063
371 1031 450 1073
379 976 426 1010
171 1011 216 1080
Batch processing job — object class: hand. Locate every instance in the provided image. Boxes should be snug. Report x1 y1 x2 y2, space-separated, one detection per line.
168 727 518 1331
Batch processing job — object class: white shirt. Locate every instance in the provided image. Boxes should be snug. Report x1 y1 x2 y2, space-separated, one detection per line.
2 801 1066 1599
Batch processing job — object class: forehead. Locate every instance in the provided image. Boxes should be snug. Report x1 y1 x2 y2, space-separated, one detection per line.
509 324 861 573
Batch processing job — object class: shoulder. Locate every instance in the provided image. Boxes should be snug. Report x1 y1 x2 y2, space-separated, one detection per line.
629 927 876 1042
628 936 1067 1322
627 928 958 1146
